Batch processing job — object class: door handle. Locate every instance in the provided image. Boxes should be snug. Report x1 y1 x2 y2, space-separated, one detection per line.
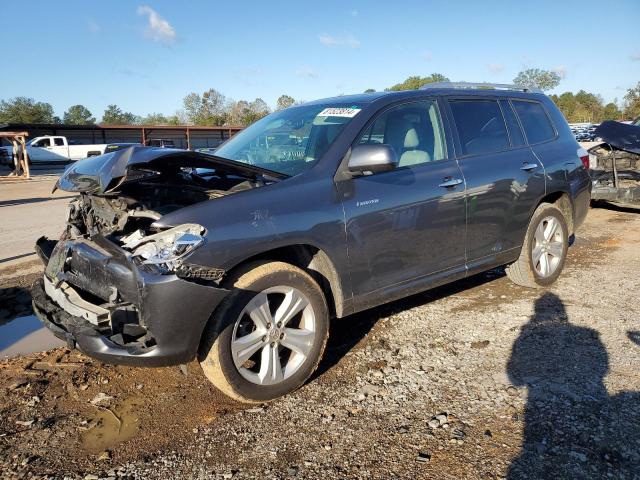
438 177 463 188
521 162 539 171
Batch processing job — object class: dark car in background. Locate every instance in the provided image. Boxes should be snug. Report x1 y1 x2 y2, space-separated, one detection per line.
145 138 176 148
85 143 142 157
0 145 9 164
32 82 591 402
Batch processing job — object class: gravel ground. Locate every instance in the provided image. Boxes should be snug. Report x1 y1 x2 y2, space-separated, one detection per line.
1 205 639 479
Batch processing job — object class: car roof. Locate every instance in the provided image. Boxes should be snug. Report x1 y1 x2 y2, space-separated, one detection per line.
303 88 547 107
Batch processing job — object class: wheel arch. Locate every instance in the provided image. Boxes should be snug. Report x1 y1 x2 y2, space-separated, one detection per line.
534 190 574 235
223 244 348 318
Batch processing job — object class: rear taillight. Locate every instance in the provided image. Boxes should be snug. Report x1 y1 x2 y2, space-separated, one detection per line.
577 147 589 170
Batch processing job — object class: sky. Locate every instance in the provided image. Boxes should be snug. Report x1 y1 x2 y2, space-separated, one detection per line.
1 0 639 120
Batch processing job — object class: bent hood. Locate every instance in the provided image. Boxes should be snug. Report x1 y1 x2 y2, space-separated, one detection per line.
54 146 286 194
595 121 640 155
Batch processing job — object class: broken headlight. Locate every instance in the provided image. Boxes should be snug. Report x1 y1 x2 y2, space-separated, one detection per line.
121 223 205 273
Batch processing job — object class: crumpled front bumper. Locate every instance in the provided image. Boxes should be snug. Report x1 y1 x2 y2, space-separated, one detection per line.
32 235 229 367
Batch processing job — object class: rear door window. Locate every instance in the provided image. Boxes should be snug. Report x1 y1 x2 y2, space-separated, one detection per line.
449 100 509 156
512 100 556 144
53 138 65 146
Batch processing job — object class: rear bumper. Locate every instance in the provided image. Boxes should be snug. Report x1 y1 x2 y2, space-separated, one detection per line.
591 184 640 206
32 236 229 367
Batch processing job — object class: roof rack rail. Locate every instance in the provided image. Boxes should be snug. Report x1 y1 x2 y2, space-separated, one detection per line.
419 82 542 94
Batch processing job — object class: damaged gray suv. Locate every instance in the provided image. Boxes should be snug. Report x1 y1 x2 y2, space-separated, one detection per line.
33 83 591 402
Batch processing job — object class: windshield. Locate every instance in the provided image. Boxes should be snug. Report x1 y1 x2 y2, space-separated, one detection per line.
214 103 364 176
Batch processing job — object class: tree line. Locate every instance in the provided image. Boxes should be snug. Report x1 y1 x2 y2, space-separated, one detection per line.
0 70 638 127
0 92 298 127
361 69 638 124
514 68 637 123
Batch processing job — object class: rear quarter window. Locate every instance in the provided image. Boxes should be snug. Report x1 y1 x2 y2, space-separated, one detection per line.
512 100 556 144
449 100 510 156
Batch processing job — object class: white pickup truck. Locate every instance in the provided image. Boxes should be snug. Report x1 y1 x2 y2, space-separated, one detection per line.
1 136 113 164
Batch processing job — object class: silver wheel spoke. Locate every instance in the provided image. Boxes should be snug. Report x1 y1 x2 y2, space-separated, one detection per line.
274 289 309 327
532 245 544 265
258 344 283 385
539 253 550 276
547 242 563 259
231 330 266 368
543 218 558 240
281 328 314 357
534 222 546 243
247 292 273 329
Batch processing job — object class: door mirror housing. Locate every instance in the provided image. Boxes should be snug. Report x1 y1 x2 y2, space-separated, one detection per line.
347 144 398 175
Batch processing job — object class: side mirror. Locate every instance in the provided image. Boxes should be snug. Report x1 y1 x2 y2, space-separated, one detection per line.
347 144 398 175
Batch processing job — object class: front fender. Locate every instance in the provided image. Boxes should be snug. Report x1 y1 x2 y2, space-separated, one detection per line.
157 175 353 313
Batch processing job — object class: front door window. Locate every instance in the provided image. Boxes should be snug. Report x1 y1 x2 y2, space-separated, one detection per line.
357 100 446 167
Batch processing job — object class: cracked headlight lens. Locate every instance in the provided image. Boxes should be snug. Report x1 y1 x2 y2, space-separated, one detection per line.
121 223 205 272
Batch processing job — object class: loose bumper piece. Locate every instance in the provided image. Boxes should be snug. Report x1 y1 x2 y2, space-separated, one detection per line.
43 276 111 326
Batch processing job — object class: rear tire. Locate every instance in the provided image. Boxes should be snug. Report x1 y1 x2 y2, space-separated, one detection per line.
506 203 569 288
199 261 329 403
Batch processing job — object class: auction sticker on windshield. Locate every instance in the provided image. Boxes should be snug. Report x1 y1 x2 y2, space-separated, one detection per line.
317 107 361 118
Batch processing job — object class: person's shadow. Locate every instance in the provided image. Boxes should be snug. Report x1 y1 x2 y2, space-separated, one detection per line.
507 292 640 479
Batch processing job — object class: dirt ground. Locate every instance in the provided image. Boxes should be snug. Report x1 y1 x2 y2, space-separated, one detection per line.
1 205 639 479
0 166 72 269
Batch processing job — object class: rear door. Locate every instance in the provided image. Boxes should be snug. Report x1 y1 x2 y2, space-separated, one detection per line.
338 99 467 307
511 98 566 192
49 137 69 160
446 97 545 270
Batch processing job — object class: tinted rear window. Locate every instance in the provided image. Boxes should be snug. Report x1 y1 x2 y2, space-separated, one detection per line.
449 100 509 155
499 100 526 147
512 100 556 144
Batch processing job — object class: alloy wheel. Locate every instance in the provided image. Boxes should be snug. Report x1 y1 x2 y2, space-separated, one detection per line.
532 216 564 278
231 286 316 386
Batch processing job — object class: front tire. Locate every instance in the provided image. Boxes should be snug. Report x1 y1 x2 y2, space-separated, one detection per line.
199 261 329 403
506 203 569 288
